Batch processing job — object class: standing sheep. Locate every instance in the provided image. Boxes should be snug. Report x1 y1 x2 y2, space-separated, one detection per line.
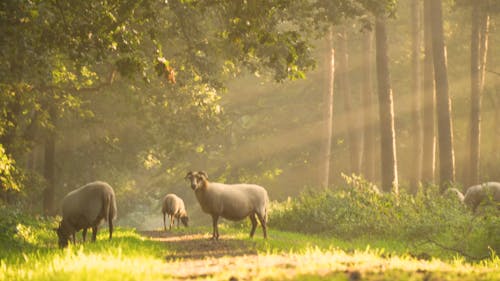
162 193 189 231
55 181 117 248
463 182 500 212
185 171 269 240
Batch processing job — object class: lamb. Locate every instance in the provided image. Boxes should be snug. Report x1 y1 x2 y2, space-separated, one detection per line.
55 181 117 248
162 193 189 231
463 182 500 212
185 171 269 240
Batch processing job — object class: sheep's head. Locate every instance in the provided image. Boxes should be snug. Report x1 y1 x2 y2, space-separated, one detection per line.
185 171 208 190
181 214 189 227
54 221 71 248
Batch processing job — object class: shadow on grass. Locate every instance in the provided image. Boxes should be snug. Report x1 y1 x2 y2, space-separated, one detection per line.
140 229 258 260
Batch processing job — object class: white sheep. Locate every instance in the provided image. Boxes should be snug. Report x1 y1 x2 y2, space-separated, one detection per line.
55 181 117 248
162 193 189 231
185 171 269 240
463 182 500 212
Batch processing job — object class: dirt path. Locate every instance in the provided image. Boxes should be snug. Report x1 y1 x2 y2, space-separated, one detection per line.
138 230 499 281
139 230 314 280
140 230 258 260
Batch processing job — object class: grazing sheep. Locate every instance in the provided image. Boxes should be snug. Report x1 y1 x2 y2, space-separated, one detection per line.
162 193 189 231
463 182 500 212
185 171 269 240
444 187 465 203
55 181 117 248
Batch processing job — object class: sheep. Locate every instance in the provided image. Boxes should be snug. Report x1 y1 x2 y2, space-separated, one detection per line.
463 182 500 212
55 181 117 248
444 187 465 203
162 193 189 231
185 171 269 240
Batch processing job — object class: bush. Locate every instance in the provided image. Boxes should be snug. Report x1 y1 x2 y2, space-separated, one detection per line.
0 203 58 258
269 177 500 260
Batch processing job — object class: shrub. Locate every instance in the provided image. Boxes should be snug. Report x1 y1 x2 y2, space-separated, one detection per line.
0 203 58 258
269 177 500 260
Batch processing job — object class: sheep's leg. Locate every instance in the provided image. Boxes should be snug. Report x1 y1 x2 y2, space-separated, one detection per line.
163 213 167 231
256 212 267 239
91 226 98 242
211 215 219 240
177 216 180 228
169 215 174 230
108 217 113 240
82 228 87 242
249 213 257 238
71 233 76 244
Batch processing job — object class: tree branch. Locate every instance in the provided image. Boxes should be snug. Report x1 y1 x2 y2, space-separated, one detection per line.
485 68 500 76
424 238 490 261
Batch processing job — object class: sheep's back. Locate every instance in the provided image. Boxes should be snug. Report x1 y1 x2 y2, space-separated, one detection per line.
464 182 500 209
62 181 115 226
162 194 185 215
202 183 268 220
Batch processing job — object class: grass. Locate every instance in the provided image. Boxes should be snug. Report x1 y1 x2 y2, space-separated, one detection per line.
1 223 500 281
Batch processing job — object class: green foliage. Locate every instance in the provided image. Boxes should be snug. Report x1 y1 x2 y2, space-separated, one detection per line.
270 179 500 260
0 145 19 191
0 203 57 258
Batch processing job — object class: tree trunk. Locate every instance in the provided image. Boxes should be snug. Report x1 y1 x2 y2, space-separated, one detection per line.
468 5 481 186
468 6 490 186
321 28 335 189
337 27 361 174
375 17 398 193
43 105 57 216
422 0 436 185
430 0 455 191
478 10 489 93
361 30 376 183
410 0 423 192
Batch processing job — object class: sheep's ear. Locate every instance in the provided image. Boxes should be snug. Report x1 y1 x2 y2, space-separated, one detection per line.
198 171 208 180
184 171 193 180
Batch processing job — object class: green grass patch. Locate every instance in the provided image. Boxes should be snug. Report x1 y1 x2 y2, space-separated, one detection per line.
1 223 500 281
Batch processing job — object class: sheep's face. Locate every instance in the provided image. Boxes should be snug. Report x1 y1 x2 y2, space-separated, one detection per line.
55 223 71 248
181 215 189 227
185 171 208 190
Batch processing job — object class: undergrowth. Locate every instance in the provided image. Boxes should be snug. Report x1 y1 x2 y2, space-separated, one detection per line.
269 175 500 261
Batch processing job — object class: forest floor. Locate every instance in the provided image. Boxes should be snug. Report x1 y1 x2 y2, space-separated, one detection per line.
139 228 500 281
3 226 499 281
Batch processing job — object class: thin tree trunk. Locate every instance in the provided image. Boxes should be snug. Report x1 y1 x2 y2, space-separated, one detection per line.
337 27 361 174
430 0 455 191
468 5 481 186
375 17 398 193
322 28 335 189
422 0 436 185
478 10 489 92
468 6 490 186
362 30 376 182
410 0 423 192
43 104 57 216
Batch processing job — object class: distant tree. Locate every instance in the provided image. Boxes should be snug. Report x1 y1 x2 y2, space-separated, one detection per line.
468 3 490 186
322 28 335 189
361 30 376 183
410 0 423 192
336 27 361 175
422 0 436 185
430 0 456 191
375 16 398 193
